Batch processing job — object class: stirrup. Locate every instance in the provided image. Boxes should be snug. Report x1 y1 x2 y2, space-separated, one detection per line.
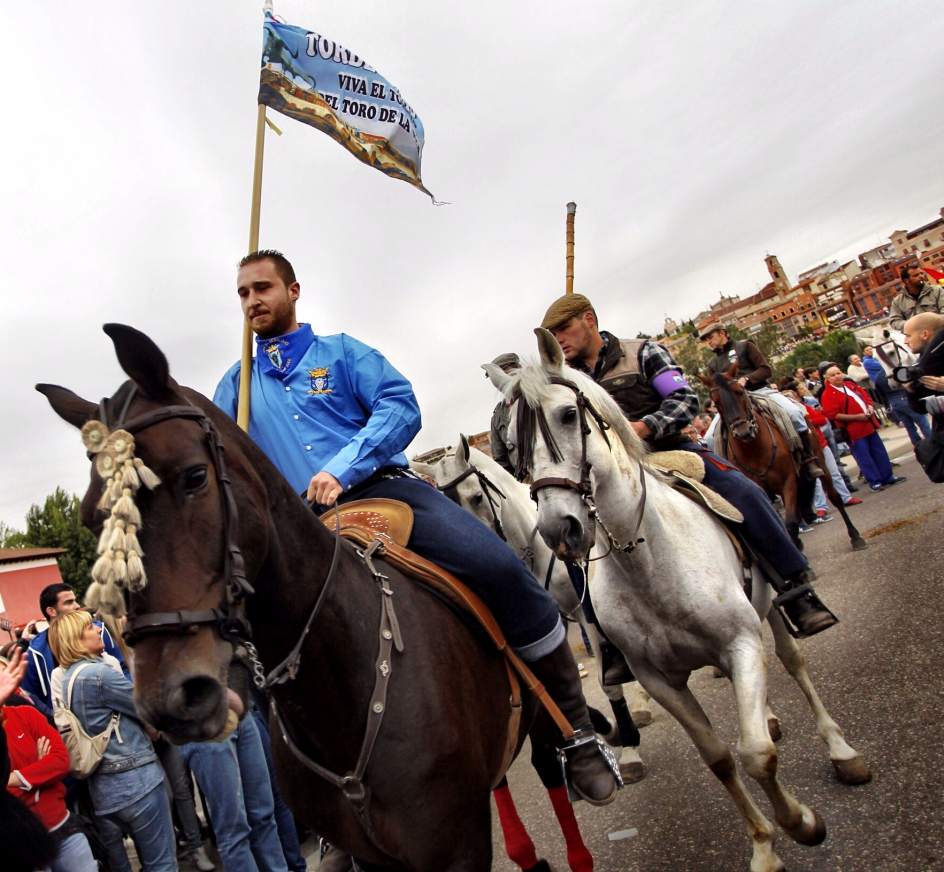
557 728 624 802
773 585 838 638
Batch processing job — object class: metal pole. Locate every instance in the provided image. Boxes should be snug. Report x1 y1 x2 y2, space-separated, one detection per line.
236 102 268 432
565 201 576 295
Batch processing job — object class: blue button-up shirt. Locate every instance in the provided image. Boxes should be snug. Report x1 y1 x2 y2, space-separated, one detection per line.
213 325 422 494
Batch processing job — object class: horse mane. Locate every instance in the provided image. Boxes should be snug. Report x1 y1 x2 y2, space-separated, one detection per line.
511 362 648 475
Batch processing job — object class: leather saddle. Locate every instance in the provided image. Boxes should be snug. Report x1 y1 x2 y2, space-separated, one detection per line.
319 498 575 776
646 451 748 568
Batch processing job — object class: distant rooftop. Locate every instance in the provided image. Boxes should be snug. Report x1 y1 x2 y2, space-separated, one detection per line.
0 548 65 565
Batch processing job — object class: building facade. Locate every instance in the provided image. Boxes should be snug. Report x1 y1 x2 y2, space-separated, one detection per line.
0 548 65 629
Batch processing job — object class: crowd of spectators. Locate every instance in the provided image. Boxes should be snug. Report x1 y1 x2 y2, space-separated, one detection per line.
1 583 310 872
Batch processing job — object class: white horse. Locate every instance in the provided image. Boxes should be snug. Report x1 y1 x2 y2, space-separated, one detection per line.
859 326 919 387
486 329 871 872
413 437 651 782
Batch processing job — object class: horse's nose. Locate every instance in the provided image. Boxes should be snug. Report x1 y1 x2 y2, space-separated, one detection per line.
166 675 225 723
559 515 585 555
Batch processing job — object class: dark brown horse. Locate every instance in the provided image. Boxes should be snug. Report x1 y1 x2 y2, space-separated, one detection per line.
38 325 554 872
702 365 866 552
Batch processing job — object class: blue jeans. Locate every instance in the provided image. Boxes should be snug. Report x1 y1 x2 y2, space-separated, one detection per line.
814 445 851 510
681 443 808 578
49 831 97 872
850 432 894 486
181 716 287 872
97 781 177 872
251 706 307 872
887 391 931 447
336 474 564 660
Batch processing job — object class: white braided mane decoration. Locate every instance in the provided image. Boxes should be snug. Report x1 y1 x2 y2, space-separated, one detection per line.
80 420 162 616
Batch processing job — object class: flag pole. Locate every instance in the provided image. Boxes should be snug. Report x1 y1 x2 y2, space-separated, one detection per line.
237 102 267 432
565 201 576 295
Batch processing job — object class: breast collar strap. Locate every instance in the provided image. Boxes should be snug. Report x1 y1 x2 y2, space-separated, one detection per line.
99 385 257 669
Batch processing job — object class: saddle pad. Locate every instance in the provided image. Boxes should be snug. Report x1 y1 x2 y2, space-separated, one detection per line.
667 471 744 524
748 394 803 454
647 450 706 482
320 498 414 547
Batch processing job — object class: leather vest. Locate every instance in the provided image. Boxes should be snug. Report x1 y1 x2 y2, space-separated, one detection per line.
597 339 685 450
708 340 763 385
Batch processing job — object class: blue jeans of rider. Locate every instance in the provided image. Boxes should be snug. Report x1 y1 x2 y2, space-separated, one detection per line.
679 442 808 579
96 781 177 872
180 716 288 872
886 391 931 447
335 473 565 660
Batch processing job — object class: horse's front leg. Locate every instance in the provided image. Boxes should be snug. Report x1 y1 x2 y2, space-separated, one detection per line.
727 637 827 851
767 609 872 784
631 664 784 872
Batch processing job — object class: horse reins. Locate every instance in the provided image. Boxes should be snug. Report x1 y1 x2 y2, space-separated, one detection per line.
524 376 647 556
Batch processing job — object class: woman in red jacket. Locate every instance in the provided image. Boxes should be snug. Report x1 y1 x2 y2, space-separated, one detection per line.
3 651 97 872
821 365 906 491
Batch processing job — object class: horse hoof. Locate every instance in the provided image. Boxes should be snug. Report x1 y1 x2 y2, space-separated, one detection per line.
787 808 827 847
767 718 782 743
832 756 872 785
630 708 653 727
620 753 646 783
851 538 868 551
525 862 553 872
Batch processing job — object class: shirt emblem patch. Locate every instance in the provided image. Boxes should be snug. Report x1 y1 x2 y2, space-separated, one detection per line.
265 342 289 372
308 367 333 395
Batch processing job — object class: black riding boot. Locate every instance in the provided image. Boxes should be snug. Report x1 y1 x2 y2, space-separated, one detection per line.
599 636 635 687
529 641 620 806
800 429 826 479
773 569 838 637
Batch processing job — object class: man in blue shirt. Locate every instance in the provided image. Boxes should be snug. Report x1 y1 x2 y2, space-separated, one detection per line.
214 250 618 806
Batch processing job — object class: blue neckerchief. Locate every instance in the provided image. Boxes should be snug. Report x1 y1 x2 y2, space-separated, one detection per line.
256 324 313 378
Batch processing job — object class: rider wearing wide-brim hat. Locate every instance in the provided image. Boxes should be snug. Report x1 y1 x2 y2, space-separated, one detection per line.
538 292 837 642
700 323 826 481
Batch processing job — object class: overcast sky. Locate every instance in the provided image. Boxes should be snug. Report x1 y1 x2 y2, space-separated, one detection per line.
3 0 943 529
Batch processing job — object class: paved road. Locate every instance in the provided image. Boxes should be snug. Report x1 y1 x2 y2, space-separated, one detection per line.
490 448 944 872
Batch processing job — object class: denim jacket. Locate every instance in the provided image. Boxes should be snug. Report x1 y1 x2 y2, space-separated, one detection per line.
59 658 162 815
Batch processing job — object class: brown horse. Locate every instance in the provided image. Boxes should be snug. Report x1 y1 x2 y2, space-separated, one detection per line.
37 325 560 872
702 365 866 552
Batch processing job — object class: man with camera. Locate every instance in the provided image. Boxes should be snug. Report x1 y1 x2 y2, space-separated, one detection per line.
889 265 944 332
903 313 944 420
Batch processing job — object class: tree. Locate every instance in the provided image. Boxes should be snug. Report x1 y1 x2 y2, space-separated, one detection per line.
7 489 97 601
753 322 784 360
821 329 859 368
672 335 712 405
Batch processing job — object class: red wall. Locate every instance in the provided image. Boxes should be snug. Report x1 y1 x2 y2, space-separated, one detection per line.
0 563 64 628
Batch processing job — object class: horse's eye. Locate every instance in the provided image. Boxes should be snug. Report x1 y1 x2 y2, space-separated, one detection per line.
183 465 209 494
471 493 484 506
562 407 578 424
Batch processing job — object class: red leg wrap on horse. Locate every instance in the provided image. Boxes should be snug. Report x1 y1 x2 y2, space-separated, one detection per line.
547 785 594 872
493 783 539 870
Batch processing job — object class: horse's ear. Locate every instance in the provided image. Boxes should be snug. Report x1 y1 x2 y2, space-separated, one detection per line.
459 433 471 462
409 460 437 483
725 361 739 380
535 328 564 371
103 324 172 400
482 363 512 395
35 384 97 429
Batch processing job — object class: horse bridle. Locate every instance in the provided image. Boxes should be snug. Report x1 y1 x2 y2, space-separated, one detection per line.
96 384 262 684
437 463 508 541
525 376 646 555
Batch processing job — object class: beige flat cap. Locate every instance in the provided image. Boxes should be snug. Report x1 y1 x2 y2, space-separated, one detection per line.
541 293 595 330
699 322 726 340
